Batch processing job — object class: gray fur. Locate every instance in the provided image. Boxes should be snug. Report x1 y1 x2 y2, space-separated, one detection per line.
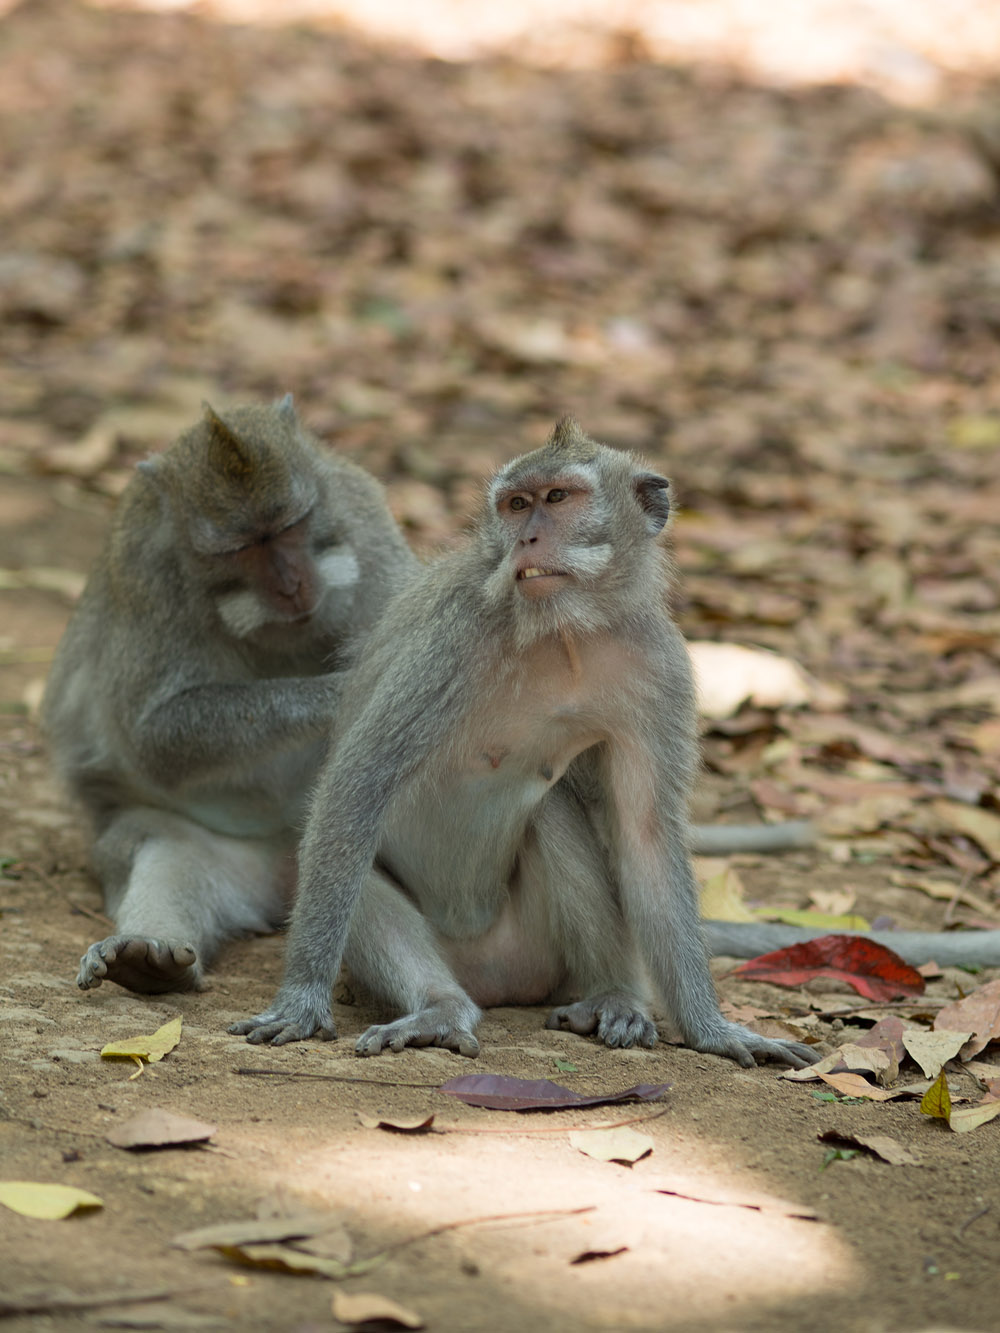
231 418 815 1068
44 397 417 992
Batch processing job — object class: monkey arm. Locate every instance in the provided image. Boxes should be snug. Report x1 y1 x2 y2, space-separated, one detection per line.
230 616 474 1045
130 673 344 788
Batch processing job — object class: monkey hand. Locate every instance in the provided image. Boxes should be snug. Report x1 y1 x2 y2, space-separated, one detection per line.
77 935 201 994
228 984 337 1045
690 1019 817 1070
546 993 658 1049
356 998 482 1058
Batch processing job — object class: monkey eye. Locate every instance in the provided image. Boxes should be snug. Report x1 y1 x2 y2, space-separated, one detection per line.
546 488 569 503
509 496 530 511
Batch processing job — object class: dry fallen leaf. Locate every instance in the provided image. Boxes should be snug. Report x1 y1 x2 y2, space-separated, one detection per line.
0 1182 104 1220
816 1072 894 1101
901 1029 972 1081
173 1214 336 1251
920 1071 953 1121
699 864 756 923
106 1108 216 1150
100 1016 183 1065
568 1127 654 1165
947 1098 1000 1135
934 979 1000 1059
818 1131 918 1166
331 1290 424 1329
930 801 1000 862
357 1113 435 1133
438 1075 670 1110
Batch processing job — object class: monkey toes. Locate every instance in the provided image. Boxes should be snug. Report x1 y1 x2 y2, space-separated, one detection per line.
355 1004 481 1058
693 1021 817 1070
77 936 200 994
546 996 658 1049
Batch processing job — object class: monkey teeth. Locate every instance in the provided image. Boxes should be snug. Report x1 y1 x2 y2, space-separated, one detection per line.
517 567 563 580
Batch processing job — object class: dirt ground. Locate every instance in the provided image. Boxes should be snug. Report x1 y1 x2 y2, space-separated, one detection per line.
3 1 1000 1330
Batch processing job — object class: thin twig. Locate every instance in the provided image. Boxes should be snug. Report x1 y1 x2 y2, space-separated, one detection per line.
956 1203 991 1239
437 1107 670 1135
18 859 114 928
233 1066 440 1089
369 1205 596 1260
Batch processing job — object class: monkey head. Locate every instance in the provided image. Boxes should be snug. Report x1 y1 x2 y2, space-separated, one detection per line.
482 417 671 635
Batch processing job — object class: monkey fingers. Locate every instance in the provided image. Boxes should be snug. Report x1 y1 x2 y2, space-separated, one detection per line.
545 996 658 1049
355 1004 481 1059
692 1021 817 1070
228 988 337 1045
77 936 200 994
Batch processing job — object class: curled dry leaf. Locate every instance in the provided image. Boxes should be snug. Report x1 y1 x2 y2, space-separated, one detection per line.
817 1072 894 1101
0 1181 103 1219
331 1290 424 1329
106 1108 216 1150
568 1127 654 1165
438 1075 671 1111
357 1113 435 1133
687 641 840 719
570 1247 629 1265
948 1098 1000 1134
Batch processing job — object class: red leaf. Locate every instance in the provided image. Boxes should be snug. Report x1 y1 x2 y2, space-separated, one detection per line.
730 934 925 1001
438 1076 671 1111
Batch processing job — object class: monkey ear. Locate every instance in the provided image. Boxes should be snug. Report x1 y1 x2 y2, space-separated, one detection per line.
635 474 671 534
202 401 253 480
276 392 297 424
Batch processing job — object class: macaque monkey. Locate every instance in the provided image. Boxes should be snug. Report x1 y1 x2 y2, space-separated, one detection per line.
43 396 417 994
231 418 820 1067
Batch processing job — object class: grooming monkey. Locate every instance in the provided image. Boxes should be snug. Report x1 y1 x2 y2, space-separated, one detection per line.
43 396 417 994
232 418 822 1066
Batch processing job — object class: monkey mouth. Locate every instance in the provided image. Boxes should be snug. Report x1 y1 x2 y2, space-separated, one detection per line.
517 566 566 581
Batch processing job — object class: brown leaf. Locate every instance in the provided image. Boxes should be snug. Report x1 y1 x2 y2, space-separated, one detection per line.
105 1108 216 1151
934 979 1000 1059
818 1130 918 1166
438 1076 670 1111
357 1113 435 1133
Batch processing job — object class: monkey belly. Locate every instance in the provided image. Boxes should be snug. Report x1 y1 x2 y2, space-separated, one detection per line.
442 902 564 1007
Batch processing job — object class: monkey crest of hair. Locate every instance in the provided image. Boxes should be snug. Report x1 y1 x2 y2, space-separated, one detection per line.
43 395 417 997
232 418 819 1070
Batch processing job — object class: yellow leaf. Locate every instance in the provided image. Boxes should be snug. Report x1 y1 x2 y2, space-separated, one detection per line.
101 1015 182 1064
753 908 870 931
700 866 755 923
0 1181 104 1219
920 1071 952 1121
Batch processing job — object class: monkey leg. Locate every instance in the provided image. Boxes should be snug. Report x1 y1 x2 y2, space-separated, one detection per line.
524 795 658 1049
79 808 291 994
348 870 482 1058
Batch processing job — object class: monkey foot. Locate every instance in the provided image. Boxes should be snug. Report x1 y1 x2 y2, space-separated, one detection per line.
356 1001 481 1058
691 1020 817 1070
229 986 338 1045
546 995 658 1049
77 935 201 994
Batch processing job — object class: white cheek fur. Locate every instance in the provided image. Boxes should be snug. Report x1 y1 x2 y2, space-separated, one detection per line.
215 548 360 638
215 589 270 637
316 548 360 588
